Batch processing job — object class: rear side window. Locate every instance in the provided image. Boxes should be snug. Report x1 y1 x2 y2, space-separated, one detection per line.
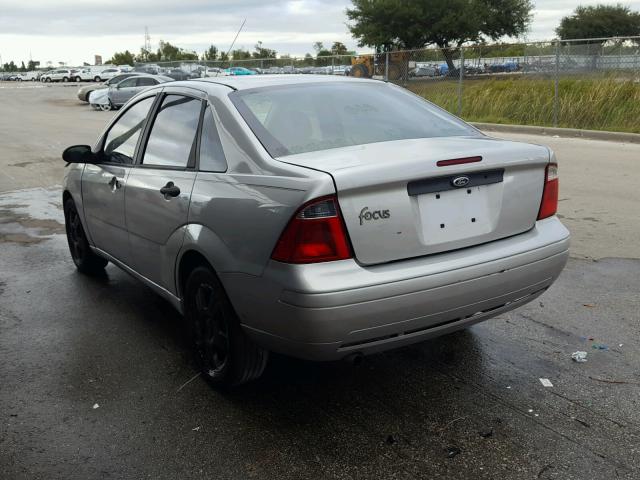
198 107 227 172
231 82 479 157
136 78 157 87
109 74 132 84
142 95 202 168
118 78 137 88
102 96 155 164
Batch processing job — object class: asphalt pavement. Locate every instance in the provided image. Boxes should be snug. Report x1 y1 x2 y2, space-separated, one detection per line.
1 82 639 479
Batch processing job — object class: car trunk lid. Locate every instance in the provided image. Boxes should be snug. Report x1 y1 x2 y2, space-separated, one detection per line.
280 136 550 265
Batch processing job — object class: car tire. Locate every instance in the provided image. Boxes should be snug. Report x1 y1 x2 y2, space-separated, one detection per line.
94 76 101 82
98 101 112 111
74 76 81 82
184 266 268 388
62 76 69 82
351 63 370 78
63 197 108 274
45 77 51 83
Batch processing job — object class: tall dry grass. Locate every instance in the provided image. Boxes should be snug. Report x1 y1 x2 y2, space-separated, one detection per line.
407 75 640 133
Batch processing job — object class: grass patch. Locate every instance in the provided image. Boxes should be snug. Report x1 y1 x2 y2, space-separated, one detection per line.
406 75 640 134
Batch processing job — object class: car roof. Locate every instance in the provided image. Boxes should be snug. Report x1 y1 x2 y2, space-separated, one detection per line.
118 74 173 81
177 74 381 91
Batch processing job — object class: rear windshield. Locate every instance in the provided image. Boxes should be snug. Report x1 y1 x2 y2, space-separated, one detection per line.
229 82 479 157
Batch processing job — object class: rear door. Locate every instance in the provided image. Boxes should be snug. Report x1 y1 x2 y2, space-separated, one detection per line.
81 95 157 264
111 77 138 105
124 89 204 288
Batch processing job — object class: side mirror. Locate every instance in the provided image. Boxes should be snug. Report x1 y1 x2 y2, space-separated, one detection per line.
62 145 95 164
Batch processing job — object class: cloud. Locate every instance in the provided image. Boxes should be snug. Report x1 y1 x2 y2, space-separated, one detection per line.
1 0 639 65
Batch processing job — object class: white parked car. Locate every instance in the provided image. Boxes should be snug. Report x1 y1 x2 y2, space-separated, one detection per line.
41 69 73 82
69 68 95 82
17 71 39 81
90 68 121 82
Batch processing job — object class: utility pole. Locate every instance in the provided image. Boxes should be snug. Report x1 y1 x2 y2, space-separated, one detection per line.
144 26 151 61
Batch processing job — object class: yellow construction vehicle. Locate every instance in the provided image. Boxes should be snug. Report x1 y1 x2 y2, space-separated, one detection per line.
349 51 408 80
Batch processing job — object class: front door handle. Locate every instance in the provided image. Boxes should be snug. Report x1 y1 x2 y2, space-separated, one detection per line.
160 181 181 198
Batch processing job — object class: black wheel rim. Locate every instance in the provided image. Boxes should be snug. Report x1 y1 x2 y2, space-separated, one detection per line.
65 204 86 264
193 282 230 377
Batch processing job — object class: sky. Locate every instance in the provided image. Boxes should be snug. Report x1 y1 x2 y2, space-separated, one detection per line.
1 0 639 66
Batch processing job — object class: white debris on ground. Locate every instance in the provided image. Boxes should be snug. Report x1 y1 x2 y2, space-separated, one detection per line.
539 378 553 387
571 351 588 363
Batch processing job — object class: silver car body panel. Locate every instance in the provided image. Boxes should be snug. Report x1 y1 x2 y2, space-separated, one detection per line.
281 136 549 265
62 75 570 361
108 75 173 106
224 217 569 360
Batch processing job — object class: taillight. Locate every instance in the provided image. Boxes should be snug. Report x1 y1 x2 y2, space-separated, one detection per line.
271 195 352 264
537 163 558 220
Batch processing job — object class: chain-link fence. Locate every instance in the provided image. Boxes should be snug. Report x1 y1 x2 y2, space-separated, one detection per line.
136 36 640 133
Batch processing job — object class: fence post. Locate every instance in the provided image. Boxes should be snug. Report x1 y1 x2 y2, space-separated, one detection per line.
553 40 560 128
457 47 464 117
385 51 389 81
332 56 335 74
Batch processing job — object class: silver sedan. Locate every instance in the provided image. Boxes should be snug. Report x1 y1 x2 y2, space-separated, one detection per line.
88 74 172 110
61 75 569 387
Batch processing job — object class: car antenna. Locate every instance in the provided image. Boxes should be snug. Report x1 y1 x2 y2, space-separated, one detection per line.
216 19 246 77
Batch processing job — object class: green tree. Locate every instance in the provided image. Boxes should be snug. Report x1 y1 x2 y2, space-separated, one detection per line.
19 61 26 72
253 41 277 59
154 40 198 61
203 45 218 61
347 0 533 68
231 48 252 60
137 47 158 62
330 41 349 55
108 50 135 66
27 60 39 71
556 4 640 41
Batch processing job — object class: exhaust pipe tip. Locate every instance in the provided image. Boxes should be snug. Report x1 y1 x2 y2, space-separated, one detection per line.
344 352 364 366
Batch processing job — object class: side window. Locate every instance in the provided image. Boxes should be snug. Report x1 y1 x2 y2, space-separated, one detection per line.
102 96 155 165
136 78 156 87
118 78 137 88
199 107 227 172
142 95 202 168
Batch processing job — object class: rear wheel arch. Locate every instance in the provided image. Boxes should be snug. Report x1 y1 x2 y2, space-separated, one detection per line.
179 249 268 386
62 189 73 204
177 249 218 300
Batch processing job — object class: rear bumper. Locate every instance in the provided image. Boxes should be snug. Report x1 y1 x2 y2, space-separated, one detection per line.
222 217 570 361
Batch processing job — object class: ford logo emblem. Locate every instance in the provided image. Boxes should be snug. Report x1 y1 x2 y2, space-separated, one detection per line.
452 176 470 187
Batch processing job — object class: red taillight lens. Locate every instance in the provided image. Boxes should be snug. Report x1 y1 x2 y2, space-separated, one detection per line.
271 196 352 264
537 163 558 220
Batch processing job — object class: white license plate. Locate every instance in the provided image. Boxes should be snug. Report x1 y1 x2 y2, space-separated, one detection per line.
417 184 502 245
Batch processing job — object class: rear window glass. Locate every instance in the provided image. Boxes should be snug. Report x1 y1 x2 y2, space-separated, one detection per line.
230 82 479 157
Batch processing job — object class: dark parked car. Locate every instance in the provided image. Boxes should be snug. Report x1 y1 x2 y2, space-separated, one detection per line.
166 69 194 81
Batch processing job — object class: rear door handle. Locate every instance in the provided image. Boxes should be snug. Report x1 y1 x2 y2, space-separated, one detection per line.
108 176 122 191
160 181 181 198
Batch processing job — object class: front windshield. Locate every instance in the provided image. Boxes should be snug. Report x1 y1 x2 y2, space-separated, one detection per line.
230 82 479 157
